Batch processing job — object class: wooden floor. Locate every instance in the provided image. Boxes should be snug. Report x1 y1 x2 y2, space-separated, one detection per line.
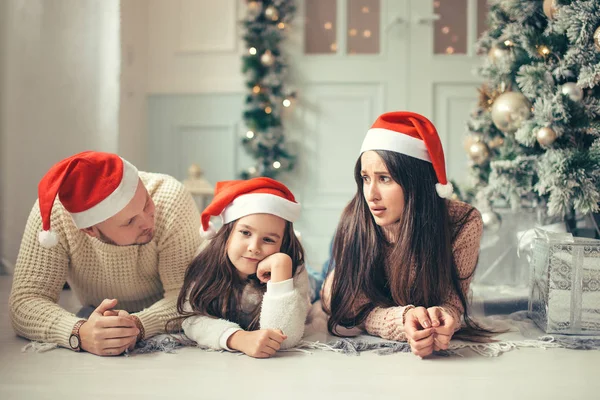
0 275 598 400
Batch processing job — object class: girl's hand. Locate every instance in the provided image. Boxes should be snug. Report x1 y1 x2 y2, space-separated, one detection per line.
227 329 288 358
403 306 435 358
426 306 455 351
256 253 293 283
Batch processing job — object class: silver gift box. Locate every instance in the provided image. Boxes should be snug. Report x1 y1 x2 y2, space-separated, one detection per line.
529 235 600 335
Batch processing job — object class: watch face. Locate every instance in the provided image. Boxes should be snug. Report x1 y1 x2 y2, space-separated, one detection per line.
69 334 80 349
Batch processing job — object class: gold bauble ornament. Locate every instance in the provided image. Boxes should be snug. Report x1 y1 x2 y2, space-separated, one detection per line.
488 44 511 63
536 127 557 146
543 0 558 20
260 50 274 66
491 91 532 134
264 5 279 21
468 142 491 166
247 1 262 19
560 82 584 102
464 135 481 152
594 26 600 51
482 211 502 232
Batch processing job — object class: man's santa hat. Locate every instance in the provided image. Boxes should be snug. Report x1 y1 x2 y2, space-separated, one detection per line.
37 151 140 248
360 111 454 198
200 177 301 239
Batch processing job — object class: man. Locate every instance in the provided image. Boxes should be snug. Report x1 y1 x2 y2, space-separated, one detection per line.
9 151 202 356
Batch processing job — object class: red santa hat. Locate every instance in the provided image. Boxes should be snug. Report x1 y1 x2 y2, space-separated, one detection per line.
360 111 453 198
37 151 140 247
200 177 301 239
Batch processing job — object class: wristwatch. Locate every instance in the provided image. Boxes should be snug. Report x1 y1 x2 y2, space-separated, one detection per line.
69 320 86 351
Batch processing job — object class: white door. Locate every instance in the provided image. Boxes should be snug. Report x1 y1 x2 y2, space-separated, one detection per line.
289 0 488 268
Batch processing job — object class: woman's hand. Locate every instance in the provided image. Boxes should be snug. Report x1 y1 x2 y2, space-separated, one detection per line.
256 253 292 283
403 306 435 357
426 306 456 351
227 329 288 358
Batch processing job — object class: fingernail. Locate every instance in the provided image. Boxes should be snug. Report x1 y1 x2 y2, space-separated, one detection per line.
423 321 431 328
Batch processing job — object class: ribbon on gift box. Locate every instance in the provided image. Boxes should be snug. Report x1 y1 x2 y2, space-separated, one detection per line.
530 228 600 334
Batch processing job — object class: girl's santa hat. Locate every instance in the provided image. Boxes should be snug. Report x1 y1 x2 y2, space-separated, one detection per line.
200 177 301 239
37 151 140 248
360 111 454 198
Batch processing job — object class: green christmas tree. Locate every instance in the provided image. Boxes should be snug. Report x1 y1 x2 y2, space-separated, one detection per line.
240 0 296 179
464 0 600 233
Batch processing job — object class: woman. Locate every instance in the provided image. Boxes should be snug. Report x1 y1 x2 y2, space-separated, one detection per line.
322 111 484 357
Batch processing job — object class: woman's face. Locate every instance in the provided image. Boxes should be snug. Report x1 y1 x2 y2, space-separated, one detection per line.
360 151 405 227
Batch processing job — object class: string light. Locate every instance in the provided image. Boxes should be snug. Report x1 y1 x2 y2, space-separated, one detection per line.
363 30 372 38
264 106 272 114
282 99 291 107
442 26 450 35
273 161 281 169
349 28 357 37
246 131 255 139
446 46 455 54
330 42 337 51
252 85 261 94
249 47 257 55
504 39 514 47
324 22 332 30
537 45 550 56
278 22 285 29
362 7 369 13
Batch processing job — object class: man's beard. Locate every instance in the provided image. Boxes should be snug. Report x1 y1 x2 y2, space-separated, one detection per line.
96 227 154 246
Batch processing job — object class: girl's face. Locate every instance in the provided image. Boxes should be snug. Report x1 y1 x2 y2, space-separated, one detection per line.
227 213 286 279
360 151 405 227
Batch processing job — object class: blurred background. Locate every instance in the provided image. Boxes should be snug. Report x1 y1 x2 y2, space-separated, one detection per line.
1 0 492 272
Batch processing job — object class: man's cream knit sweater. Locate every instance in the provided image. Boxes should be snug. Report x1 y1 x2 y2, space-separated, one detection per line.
9 172 201 349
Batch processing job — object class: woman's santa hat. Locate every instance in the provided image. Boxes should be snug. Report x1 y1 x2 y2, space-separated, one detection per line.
360 111 454 198
200 177 301 239
37 151 140 248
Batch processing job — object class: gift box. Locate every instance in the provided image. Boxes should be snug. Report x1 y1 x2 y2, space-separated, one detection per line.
528 229 600 335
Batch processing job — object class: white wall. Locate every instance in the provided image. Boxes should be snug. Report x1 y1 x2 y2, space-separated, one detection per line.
119 0 149 170
0 0 121 265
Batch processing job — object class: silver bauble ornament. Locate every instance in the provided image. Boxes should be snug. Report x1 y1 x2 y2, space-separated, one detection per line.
543 0 558 20
491 92 532 134
468 142 490 166
560 82 584 102
594 26 600 52
482 211 502 232
264 5 279 21
260 50 275 66
488 44 511 63
536 127 557 146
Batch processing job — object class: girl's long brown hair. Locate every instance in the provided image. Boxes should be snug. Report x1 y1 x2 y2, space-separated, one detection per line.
327 150 481 336
171 219 304 332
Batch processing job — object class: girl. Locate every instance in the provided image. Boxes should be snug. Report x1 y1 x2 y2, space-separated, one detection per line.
322 111 485 358
177 178 310 358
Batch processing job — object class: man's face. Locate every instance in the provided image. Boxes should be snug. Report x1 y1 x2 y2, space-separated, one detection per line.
83 180 156 246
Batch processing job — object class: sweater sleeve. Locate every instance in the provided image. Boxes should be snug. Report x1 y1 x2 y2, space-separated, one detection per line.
440 206 483 330
134 180 202 338
182 314 242 351
259 267 310 349
9 201 82 349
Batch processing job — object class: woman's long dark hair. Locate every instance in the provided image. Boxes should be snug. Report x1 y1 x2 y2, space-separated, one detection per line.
169 219 304 332
326 150 479 336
